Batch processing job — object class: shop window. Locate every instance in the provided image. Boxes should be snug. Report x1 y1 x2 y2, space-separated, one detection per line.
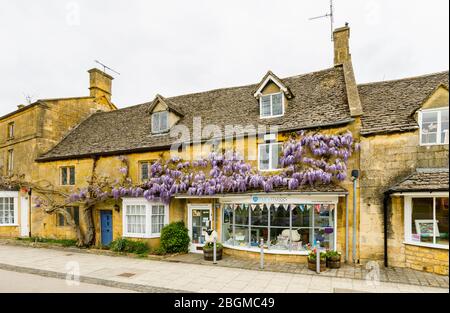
0 195 17 226
258 143 282 171
222 202 336 253
419 108 449 145
122 199 168 238
57 207 79 227
406 196 449 248
61 166 75 186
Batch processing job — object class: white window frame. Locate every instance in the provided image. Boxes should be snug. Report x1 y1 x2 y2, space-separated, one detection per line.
403 192 449 250
0 191 19 227
258 142 282 172
419 108 449 146
259 92 284 119
151 111 169 134
122 198 169 239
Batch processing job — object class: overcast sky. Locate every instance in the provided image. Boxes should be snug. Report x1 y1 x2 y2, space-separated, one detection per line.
0 0 448 116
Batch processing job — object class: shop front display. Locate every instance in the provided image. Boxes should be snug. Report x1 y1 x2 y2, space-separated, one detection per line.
220 194 339 255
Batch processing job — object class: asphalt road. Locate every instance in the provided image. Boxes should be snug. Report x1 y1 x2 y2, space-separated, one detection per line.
0 269 136 293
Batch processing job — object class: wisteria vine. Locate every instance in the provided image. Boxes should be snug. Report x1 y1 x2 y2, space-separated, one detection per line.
64 131 359 205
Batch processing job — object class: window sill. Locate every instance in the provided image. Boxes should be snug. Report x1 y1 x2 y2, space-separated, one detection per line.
419 143 449 147
259 115 284 119
0 224 19 227
403 241 449 250
223 244 309 255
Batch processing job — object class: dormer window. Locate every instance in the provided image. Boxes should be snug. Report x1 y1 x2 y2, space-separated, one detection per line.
152 111 169 134
260 92 284 118
419 108 449 145
254 71 292 119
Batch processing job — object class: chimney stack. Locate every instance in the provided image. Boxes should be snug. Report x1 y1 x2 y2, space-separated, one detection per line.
333 23 351 65
88 68 113 101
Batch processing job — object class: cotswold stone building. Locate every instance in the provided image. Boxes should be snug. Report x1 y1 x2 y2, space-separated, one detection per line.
0 69 116 237
1 25 448 274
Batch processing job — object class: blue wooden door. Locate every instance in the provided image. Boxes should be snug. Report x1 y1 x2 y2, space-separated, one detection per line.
101 211 113 246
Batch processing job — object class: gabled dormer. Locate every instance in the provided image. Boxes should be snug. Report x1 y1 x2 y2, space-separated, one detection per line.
413 84 449 146
147 94 184 134
253 71 292 119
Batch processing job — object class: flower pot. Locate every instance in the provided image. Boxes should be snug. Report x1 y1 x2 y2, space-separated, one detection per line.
326 256 341 269
308 259 327 272
203 247 223 261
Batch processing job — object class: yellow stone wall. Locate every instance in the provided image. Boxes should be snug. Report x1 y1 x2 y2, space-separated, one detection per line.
32 119 361 255
404 245 449 275
359 132 449 270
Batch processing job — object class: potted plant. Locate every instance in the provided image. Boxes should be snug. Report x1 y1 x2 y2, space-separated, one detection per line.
307 249 327 272
203 242 223 261
326 250 341 268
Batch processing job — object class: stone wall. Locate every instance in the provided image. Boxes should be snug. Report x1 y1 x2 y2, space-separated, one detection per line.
359 131 449 270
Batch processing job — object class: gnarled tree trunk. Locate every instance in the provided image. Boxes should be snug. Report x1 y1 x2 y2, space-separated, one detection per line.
83 206 96 246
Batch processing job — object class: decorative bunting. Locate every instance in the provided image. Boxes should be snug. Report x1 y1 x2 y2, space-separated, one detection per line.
251 204 257 211
329 204 335 211
314 204 321 213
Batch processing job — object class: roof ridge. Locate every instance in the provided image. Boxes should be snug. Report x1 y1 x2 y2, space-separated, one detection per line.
358 70 449 87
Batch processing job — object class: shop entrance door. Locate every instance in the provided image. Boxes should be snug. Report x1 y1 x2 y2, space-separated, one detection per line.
188 204 212 253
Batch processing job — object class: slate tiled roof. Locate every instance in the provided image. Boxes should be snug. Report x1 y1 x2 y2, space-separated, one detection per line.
389 168 449 192
38 66 352 161
358 71 449 136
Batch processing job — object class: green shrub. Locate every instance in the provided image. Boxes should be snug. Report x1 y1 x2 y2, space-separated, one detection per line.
151 246 167 255
160 221 190 254
110 238 149 255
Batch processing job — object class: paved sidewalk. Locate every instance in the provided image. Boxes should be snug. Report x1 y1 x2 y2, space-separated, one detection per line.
166 252 449 288
0 245 447 293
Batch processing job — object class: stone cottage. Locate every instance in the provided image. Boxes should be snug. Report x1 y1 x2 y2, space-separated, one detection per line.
1 25 448 274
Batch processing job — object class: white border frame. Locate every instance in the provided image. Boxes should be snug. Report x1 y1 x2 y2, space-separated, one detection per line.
0 191 19 227
419 107 449 146
187 203 212 253
403 192 449 250
259 92 285 119
122 197 169 239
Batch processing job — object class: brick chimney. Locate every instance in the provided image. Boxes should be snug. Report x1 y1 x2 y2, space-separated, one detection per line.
333 23 351 65
88 68 113 101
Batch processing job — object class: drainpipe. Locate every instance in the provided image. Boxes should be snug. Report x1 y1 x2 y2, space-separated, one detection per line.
28 188 32 237
351 170 359 263
383 191 391 268
345 194 349 263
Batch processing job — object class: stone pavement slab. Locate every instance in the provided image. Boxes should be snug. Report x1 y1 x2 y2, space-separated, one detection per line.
0 244 447 293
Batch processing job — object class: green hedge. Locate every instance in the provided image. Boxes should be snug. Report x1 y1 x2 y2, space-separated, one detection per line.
160 221 190 254
109 238 149 255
